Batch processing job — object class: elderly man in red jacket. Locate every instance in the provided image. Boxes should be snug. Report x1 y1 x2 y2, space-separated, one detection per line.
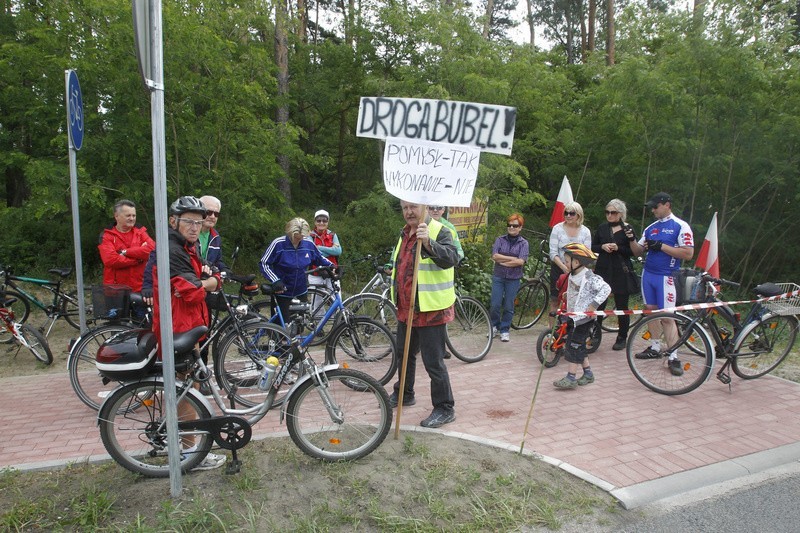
98 199 155 292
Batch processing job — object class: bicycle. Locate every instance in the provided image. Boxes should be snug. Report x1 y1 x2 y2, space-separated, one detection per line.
446 263 493 363
536 309 602 367
511 236 550 330
626 270 800 395
0 265 93 337
214 266 397 409
340 252 398 334
0 295 53 364
598 257 645 334
96 325 392 477
68 273 264 411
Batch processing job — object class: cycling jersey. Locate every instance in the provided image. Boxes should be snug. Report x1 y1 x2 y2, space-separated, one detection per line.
638 213 694 276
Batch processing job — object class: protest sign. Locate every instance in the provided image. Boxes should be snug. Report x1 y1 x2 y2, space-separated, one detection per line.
383 137 479 207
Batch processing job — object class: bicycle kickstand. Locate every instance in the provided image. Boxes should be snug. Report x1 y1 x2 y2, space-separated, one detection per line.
224 386 243 475
716 359 733 392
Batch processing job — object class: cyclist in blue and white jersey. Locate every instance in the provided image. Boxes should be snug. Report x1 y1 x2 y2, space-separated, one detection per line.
628 192 694 376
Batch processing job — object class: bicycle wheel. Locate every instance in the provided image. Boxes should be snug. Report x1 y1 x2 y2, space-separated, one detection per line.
536 328 562 367
304 286 337 346
586 321 602 354
69 324 134 410
62 289 93 330
626 313 713 395
98 380 213 477
0 289 30 343
446 296 492 363
324 317 397 385
732 313 799 379
511 280 548 330
599 292 645 332
342 293 398 334
18 323 53 364
214 320 293 408
286 368 391 461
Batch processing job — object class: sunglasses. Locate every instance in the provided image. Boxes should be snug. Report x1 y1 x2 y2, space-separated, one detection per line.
507 224 520 228
604 210 619 215
315 218 329 223
563 211 577 217
427 206 445 211
206 210 220 217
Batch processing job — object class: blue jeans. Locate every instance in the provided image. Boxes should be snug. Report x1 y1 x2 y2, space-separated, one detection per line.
489 276 521 333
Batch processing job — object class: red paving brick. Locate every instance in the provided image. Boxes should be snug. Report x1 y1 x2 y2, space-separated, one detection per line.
2 325 800 495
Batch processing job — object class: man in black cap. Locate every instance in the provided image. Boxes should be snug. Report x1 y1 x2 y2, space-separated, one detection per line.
627 192 694 376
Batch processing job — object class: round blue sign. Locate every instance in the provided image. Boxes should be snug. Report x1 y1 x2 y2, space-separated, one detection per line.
67 70 84 151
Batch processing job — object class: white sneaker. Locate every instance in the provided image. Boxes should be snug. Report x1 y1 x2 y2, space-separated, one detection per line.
192 452 226 471
500 332 510 342
491 327 499 338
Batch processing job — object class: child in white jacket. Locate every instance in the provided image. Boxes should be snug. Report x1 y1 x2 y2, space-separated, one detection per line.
554 243 611 389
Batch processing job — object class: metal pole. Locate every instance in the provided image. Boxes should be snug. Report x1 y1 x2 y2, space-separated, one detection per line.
148 0 182 496
65 70 87 333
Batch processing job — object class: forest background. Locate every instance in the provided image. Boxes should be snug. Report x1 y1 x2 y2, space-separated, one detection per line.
1 0 798 301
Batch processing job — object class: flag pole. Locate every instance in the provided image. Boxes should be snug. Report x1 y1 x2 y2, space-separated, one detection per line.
394 238 423 439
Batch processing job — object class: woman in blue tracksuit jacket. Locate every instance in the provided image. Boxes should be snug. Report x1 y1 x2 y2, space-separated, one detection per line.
260 217 334 324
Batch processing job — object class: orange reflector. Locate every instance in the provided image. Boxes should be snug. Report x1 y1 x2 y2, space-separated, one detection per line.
342 362 349 369
143 398 155 407
329 438 341 445
643 331 651 340
683 362 690 371
770 322 777 329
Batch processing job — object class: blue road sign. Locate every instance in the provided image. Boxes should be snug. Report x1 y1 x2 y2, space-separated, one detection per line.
67 70 84 151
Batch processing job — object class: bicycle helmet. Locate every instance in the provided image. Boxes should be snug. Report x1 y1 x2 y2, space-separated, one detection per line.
169 196 207 218
563 243 597 266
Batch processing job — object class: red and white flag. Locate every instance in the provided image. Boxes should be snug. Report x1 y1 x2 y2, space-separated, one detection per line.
548 176 574 228
695 212 719 277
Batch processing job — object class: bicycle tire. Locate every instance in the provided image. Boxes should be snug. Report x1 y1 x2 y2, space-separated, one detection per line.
536 328 562 367
342 293 398 334
62 289 92 330
286 368 391 461
446 295 492 363
599 292 645 332
0 289 31 343
586 321 602 354
98 380 213 477
18 323 53 364
511 280 548 330
626 313 713 395
214 320 295 408
68 324 136 410
324 317 397 386
732 313 799 379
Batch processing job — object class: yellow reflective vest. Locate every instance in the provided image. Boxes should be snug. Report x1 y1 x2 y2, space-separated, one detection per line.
390 219 456 312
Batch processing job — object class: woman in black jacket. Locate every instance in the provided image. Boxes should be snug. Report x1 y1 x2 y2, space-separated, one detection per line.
592 199 639 351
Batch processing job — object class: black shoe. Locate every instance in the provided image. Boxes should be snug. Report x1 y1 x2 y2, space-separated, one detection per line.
635 347 662 359
420 408 455 428
612 338 626 351
444 351 452 359
388 391 416 408
668 358 685 376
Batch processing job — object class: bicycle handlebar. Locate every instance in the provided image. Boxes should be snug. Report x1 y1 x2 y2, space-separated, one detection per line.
701 273 740 287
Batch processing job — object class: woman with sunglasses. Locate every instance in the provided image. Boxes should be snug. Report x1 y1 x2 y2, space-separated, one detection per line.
307 209 342 297
591 199 639 350
489 213 529 342
548 201 591 318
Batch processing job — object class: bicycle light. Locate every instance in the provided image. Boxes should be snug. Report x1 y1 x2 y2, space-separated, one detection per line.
234 304 250 317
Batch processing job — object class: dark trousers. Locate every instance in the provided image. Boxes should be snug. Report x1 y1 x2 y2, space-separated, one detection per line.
597 293 631 339
393 321 455 412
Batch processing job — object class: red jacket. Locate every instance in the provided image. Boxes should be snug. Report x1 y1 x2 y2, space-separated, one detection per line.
151 229 220 357
98 225 155 291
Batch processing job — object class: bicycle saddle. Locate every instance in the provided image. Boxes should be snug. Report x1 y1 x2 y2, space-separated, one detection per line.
753 282 784 297
173 326 208 355
49 267 73 278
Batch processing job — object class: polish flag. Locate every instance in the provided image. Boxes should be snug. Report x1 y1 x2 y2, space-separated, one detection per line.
695 212 719 277
548 176 574 228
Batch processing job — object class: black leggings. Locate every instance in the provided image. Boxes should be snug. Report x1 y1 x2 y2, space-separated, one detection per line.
597 293 630 339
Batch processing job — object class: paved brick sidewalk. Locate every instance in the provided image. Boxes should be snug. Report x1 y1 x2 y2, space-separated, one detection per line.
3 326 800 507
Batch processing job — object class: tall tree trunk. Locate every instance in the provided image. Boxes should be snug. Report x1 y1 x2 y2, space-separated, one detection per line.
275 0 291 202
297 0 307 42
525 0 535 46
588 0 596 52
606 0 615 65
483 0 494 39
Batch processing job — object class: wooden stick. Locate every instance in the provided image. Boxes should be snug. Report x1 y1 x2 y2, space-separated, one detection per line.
394 237 423 439
519 350 548 454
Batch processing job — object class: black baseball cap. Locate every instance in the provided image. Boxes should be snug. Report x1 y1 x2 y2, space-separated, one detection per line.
645 192 672 208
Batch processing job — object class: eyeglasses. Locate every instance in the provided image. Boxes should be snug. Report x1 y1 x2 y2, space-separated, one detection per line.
177 218 204 228
563 211 577 217
206 210 220 217
507 224 520 228
428 206 444 211
604 210 619 215
315 218 329 223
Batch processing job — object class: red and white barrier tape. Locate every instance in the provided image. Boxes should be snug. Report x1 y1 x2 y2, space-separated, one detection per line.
561 290 800 318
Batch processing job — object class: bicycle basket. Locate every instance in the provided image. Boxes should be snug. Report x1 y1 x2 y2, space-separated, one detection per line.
763 282 800 315
96 329 157 380
672 268 705 306
92 284 132 320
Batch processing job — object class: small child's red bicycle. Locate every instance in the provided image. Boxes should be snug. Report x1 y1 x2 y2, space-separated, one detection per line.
535 273 602 367
0 296 53 364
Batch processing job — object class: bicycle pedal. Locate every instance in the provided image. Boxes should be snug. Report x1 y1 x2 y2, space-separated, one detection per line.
716 371 731 385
